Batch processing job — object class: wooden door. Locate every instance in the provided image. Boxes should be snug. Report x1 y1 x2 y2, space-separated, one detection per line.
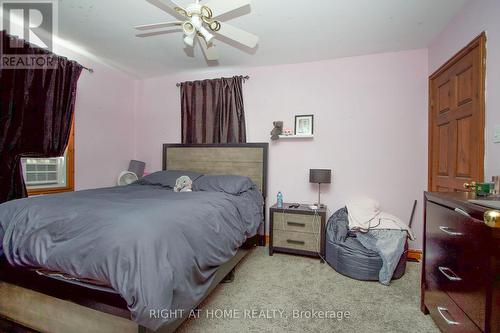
429 33 486 192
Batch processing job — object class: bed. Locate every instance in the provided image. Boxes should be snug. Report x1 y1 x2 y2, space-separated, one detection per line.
0 143 268 333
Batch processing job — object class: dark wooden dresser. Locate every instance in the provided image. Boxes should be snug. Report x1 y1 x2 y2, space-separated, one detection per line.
422 192 499 333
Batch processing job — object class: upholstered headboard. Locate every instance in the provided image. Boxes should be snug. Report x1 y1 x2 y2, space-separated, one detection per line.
162 143 268 198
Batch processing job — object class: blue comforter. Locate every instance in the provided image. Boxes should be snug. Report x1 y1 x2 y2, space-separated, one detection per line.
0 184 263 330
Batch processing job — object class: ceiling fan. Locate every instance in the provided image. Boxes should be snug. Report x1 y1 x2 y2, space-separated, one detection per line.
134 0 259 61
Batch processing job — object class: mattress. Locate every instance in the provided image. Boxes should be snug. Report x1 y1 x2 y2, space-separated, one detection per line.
35 268 118 293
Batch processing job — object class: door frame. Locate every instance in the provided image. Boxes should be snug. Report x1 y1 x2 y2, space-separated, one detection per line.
428 32 487 190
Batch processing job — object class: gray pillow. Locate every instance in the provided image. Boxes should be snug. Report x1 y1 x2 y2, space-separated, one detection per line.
193 175 256 195
135 170 203 188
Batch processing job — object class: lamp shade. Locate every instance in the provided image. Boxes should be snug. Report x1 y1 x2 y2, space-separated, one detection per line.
128 160 146 178
309 169 331 184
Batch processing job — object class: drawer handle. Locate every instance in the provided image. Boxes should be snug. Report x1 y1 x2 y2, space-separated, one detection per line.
437 307 460 325
438 266 462 281
454 207 471 218
287 221 306 227
286 239 305 245
439 226 464 236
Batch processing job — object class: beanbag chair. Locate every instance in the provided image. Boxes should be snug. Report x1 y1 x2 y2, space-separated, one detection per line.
325 207 406 281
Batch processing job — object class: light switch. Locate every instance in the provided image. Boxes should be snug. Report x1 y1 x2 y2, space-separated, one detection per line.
494 125 500 144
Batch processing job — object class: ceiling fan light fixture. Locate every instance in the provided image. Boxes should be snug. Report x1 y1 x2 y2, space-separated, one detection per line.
182 21 195 34
197 26 214 43
136 0 259 60
183 33 195 47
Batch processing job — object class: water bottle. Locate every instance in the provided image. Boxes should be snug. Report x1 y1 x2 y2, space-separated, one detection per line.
277 191 283 209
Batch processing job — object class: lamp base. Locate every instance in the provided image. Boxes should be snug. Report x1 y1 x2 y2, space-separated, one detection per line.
309 203 325 210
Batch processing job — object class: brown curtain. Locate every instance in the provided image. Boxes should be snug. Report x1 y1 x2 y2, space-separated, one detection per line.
181 76 246 144
0 31 83 203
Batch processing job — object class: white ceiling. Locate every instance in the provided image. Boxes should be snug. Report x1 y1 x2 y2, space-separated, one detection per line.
57 0 468 78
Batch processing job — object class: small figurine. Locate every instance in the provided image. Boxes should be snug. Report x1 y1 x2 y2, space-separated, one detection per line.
270 121 283 140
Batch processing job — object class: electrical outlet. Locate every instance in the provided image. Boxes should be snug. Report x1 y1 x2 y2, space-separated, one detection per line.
494 125 500 144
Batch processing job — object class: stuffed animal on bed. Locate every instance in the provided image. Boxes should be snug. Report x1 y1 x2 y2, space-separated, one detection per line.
174 176 193 192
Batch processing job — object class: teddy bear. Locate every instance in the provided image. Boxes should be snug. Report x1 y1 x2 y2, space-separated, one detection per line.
174 176 193 192
270 121 283 140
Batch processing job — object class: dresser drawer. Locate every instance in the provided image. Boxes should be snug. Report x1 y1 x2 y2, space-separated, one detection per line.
425 202 488 273
273 230 320 252
425 277 481 333
425 201 489 331
427 263 487 331
272 212 318 233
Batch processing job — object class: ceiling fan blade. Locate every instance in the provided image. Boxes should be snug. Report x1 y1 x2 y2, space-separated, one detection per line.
146 0 186 19
134 21 182 31
136 28 181 38
204 0 251 18
215 22 258 48
198 36 219 61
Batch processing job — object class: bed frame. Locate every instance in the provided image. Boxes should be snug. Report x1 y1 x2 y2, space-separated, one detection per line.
163 143 268 245
0 143 268 333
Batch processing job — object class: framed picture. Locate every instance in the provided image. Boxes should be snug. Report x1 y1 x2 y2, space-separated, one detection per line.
294 115 314 136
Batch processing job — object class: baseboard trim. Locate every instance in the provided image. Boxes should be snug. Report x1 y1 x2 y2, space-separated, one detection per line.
407 249 422 262
264 235 422 261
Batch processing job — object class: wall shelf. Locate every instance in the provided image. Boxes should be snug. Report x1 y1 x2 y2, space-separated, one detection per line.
277 135 314 139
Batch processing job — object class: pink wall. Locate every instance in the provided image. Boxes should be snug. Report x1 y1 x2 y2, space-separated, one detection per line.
428 0 500 179
135 49 429 249
52 45 137 190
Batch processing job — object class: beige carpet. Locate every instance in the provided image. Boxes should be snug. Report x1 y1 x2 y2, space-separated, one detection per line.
177 247 438 333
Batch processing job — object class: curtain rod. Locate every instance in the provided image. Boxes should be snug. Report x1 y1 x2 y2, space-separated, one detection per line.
82 66 94 73
176 75 250 87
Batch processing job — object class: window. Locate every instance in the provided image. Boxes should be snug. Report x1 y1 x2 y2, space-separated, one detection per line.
22 122 75 195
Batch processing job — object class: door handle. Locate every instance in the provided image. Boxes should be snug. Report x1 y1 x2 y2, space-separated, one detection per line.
437 307 460 325
439 226 464 236
438 266 462 281
454 207 471 218
463 181 477 191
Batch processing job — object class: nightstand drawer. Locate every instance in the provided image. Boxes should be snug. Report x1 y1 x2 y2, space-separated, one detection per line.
273 230 320 252
272 212 318 233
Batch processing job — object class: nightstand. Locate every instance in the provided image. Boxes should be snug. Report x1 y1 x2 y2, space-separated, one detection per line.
269 203 327 262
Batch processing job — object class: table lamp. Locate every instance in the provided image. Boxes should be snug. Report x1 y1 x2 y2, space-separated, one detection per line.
309 169 331 209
